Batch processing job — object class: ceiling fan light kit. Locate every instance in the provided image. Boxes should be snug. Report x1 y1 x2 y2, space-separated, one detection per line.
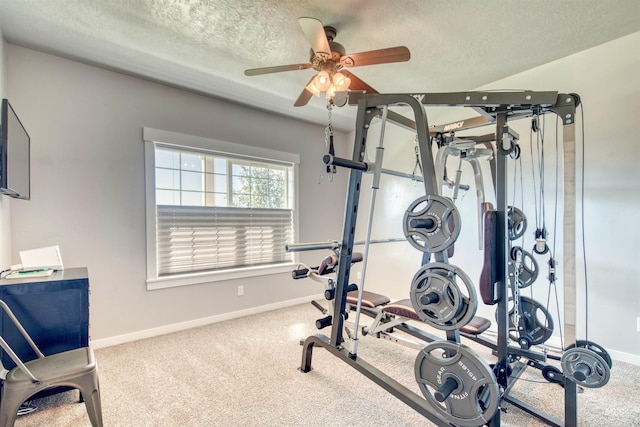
313 71 332 92
333 72 351 91
308 70 351 98
244 17 410 106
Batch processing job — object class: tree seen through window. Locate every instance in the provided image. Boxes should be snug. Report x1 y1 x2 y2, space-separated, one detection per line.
155 147 289 209
231 163 287 209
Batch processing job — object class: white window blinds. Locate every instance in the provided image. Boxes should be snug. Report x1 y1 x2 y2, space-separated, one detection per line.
156 205 293 276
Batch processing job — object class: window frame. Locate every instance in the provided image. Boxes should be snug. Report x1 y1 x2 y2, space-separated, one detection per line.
143 127 299 290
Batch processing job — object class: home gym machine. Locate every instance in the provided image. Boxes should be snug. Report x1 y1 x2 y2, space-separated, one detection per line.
292 91 611 426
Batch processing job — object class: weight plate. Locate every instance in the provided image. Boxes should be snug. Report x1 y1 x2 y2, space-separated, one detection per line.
415 341 500 427
507 296 554 345
403 195 461 253
561 347 611 388
409 267 463 324
508 246 539 288
508 206 527 240
410 263 478 331
566 340 613 369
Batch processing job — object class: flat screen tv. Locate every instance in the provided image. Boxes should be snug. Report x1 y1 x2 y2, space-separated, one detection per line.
0 99 30 200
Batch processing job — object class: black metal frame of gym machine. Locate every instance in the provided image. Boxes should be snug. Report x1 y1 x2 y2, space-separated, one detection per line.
299 90 581 427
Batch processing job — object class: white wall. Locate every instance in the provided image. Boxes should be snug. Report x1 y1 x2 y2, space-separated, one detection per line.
476 32 640 363
368 33 640 363
6 44 350 344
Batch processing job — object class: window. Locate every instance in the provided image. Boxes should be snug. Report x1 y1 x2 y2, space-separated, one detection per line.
144 128 299 290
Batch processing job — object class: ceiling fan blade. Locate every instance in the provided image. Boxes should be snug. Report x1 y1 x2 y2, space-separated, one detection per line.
245 63 312 76
340 46 411 68
341 70 378 93
294 76 319 107
298 17 331 55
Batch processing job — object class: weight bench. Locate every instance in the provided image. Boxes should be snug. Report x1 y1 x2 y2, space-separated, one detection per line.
346 290 390 309
296 252 493 348
346 290 492 349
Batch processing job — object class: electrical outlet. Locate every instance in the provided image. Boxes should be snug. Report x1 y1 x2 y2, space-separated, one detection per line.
637 317 640 333
237 285 244 296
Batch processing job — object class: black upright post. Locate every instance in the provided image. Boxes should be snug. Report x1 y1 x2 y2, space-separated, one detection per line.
494 112 511 389
329 101 377 347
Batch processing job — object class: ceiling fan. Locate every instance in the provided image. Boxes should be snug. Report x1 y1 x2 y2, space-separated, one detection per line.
244 17 411 107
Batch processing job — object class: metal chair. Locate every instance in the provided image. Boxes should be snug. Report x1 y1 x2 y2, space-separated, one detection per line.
0 300 102 426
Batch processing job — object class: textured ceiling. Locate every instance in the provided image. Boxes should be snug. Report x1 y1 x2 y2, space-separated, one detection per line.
1 0 639 130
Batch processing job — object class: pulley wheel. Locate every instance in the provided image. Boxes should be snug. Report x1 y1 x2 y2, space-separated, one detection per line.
561 347 611 388
507 296 554 345
410 263 478 330
508 246 539 288
542 365 564 385
415 341 500 427
508 206 527 240
403 195 461 253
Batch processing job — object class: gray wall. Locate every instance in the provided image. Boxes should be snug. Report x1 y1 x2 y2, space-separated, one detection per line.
6 44 349 343
0 32 12 269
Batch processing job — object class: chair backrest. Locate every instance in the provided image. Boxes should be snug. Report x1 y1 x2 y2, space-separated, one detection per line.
0 300 44 382
0 358 8 380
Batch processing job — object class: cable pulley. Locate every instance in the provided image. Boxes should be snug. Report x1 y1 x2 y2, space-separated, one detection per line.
541 365 565 385
533 227 549 255
509 143 521 160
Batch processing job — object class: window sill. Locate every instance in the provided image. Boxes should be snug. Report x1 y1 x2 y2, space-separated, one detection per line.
146 263 296 291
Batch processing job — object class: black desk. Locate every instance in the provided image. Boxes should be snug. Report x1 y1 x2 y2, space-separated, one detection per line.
0 267 89 370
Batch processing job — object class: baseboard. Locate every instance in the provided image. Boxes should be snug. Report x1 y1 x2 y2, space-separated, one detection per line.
608 349 640 367
91 294 323 350
92 297 640 368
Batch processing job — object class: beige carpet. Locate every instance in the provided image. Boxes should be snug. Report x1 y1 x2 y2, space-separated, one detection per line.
13 302 640 426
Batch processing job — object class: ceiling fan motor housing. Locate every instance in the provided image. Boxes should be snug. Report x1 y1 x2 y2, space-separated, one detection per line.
309 25 345 65
324 26 337 41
